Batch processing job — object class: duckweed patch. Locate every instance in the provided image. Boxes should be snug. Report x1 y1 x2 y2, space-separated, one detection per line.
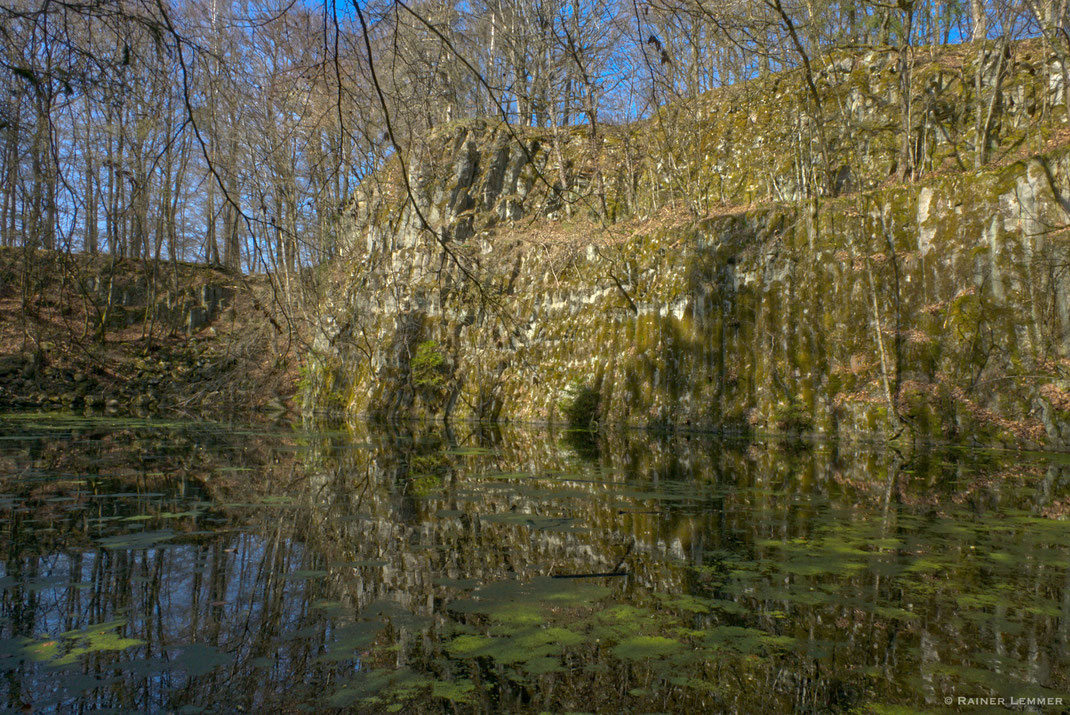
21 621 144 666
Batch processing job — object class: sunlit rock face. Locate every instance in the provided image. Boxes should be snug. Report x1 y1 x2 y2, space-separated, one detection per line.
312 46 1070 449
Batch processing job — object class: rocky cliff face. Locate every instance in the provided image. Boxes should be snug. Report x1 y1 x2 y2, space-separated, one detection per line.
309 43 1070 449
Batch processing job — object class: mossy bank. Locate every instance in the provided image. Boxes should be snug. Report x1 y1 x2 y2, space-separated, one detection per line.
308 42 1070 449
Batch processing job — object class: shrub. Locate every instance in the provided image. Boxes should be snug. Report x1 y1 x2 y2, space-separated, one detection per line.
772 397 812 434
411 340 446 389
559 381 600 430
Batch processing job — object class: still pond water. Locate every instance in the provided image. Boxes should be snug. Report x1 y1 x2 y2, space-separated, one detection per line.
0 414 1067 713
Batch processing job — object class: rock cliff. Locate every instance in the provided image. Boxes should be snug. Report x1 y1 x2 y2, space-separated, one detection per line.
309 42 1070 449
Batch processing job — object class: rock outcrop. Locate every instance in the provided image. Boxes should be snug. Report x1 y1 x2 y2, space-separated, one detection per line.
309 43 1070 449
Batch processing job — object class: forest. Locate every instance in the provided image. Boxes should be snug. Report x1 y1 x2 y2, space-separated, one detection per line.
2 0 1066 274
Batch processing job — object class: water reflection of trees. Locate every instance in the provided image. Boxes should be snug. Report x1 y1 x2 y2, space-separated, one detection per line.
0 420 349 711
0 418 1066 712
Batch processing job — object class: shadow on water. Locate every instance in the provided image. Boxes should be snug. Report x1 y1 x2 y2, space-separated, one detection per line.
0 413 1067 712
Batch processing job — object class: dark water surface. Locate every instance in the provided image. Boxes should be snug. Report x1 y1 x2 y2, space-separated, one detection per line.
0 414 1067 713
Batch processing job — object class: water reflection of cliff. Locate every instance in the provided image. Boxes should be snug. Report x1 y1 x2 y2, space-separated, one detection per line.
299 423 1070 712
0 417 1066 712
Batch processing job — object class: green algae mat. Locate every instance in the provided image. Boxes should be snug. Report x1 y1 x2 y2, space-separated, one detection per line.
0 414 1067 712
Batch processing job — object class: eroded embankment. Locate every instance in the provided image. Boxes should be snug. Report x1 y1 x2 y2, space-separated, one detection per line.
0 249 296 419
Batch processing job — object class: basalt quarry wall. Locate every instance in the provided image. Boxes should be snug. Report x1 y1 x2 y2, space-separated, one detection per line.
308 43 1070 449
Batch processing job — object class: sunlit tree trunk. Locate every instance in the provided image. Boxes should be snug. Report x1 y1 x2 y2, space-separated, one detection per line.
970 0 988 41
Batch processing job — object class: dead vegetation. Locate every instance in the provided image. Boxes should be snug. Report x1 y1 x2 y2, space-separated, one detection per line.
0 248 299 420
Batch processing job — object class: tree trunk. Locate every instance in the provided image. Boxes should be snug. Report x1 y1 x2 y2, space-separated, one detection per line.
970 0 987 42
